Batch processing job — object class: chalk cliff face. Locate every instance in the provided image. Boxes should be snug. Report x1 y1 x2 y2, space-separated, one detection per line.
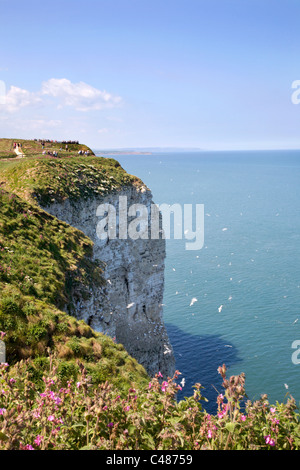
43 184 175 379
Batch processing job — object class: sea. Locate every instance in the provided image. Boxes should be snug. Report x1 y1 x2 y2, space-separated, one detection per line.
95 149 300 413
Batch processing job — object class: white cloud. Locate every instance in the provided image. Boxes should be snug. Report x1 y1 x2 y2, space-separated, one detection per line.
24 119 63 130
2 85 42 113
0 79 122 114
41 78 122 111
97 128 109 134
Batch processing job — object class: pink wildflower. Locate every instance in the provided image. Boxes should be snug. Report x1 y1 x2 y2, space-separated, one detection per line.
34 435 43 447
161 381 169 392
272 418 280 425
265 435 276 446
52 428 60 436
48 415 55 422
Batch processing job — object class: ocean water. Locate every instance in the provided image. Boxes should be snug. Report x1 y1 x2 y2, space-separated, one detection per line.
96 150 300 413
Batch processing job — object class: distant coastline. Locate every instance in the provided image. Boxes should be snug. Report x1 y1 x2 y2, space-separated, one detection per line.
96 150 153 155
94 147 204 156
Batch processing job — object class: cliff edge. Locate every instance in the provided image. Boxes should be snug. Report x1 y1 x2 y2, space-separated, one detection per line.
0 147 175 378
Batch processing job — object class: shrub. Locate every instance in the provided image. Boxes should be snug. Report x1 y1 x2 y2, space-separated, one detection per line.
0 358 299 450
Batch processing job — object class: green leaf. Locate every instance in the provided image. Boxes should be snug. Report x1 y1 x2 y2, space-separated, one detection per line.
128 424 137 436
71 423 86 429
0 431 9 442
225 422 236 433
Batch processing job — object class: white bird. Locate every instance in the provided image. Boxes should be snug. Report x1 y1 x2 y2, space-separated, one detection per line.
180 378 185 387
190 298 198 307
126 302 135 309
218 305 223 313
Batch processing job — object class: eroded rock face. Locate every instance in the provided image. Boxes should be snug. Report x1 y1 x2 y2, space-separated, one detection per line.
43 184 175 379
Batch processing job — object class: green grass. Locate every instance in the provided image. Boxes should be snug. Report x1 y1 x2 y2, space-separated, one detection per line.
0 155 144 206
0 138 95 160
0 139 18 159
0 144 149 392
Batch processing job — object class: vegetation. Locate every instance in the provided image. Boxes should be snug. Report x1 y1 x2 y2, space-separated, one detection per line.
0 138 95 160
0 359 299 450
0 180 148 393
0 156 143 207
0 139 299 450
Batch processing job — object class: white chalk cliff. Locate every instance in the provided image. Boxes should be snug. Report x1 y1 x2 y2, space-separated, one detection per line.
42 184 175 378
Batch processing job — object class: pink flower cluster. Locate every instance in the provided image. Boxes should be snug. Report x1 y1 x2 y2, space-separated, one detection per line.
265 435 276 446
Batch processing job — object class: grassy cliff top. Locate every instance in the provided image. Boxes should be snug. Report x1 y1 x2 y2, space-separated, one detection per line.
0 138 95 160
0 149 145 206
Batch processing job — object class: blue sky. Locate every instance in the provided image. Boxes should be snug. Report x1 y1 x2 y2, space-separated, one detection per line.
0 0 300 150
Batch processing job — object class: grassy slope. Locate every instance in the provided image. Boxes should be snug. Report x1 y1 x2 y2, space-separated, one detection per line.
0 155 144 206
0 138 95 160
0 141 149 392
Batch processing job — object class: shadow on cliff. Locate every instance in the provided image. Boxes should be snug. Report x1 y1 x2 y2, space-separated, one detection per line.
165 323 243 414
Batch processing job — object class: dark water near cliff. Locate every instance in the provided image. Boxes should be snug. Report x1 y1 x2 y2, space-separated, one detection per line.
95 150 300 413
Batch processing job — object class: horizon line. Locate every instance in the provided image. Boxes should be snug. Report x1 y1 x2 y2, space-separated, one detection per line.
93 146 300 152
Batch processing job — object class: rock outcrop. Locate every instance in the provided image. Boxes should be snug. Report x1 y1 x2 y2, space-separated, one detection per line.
43 184 175 379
